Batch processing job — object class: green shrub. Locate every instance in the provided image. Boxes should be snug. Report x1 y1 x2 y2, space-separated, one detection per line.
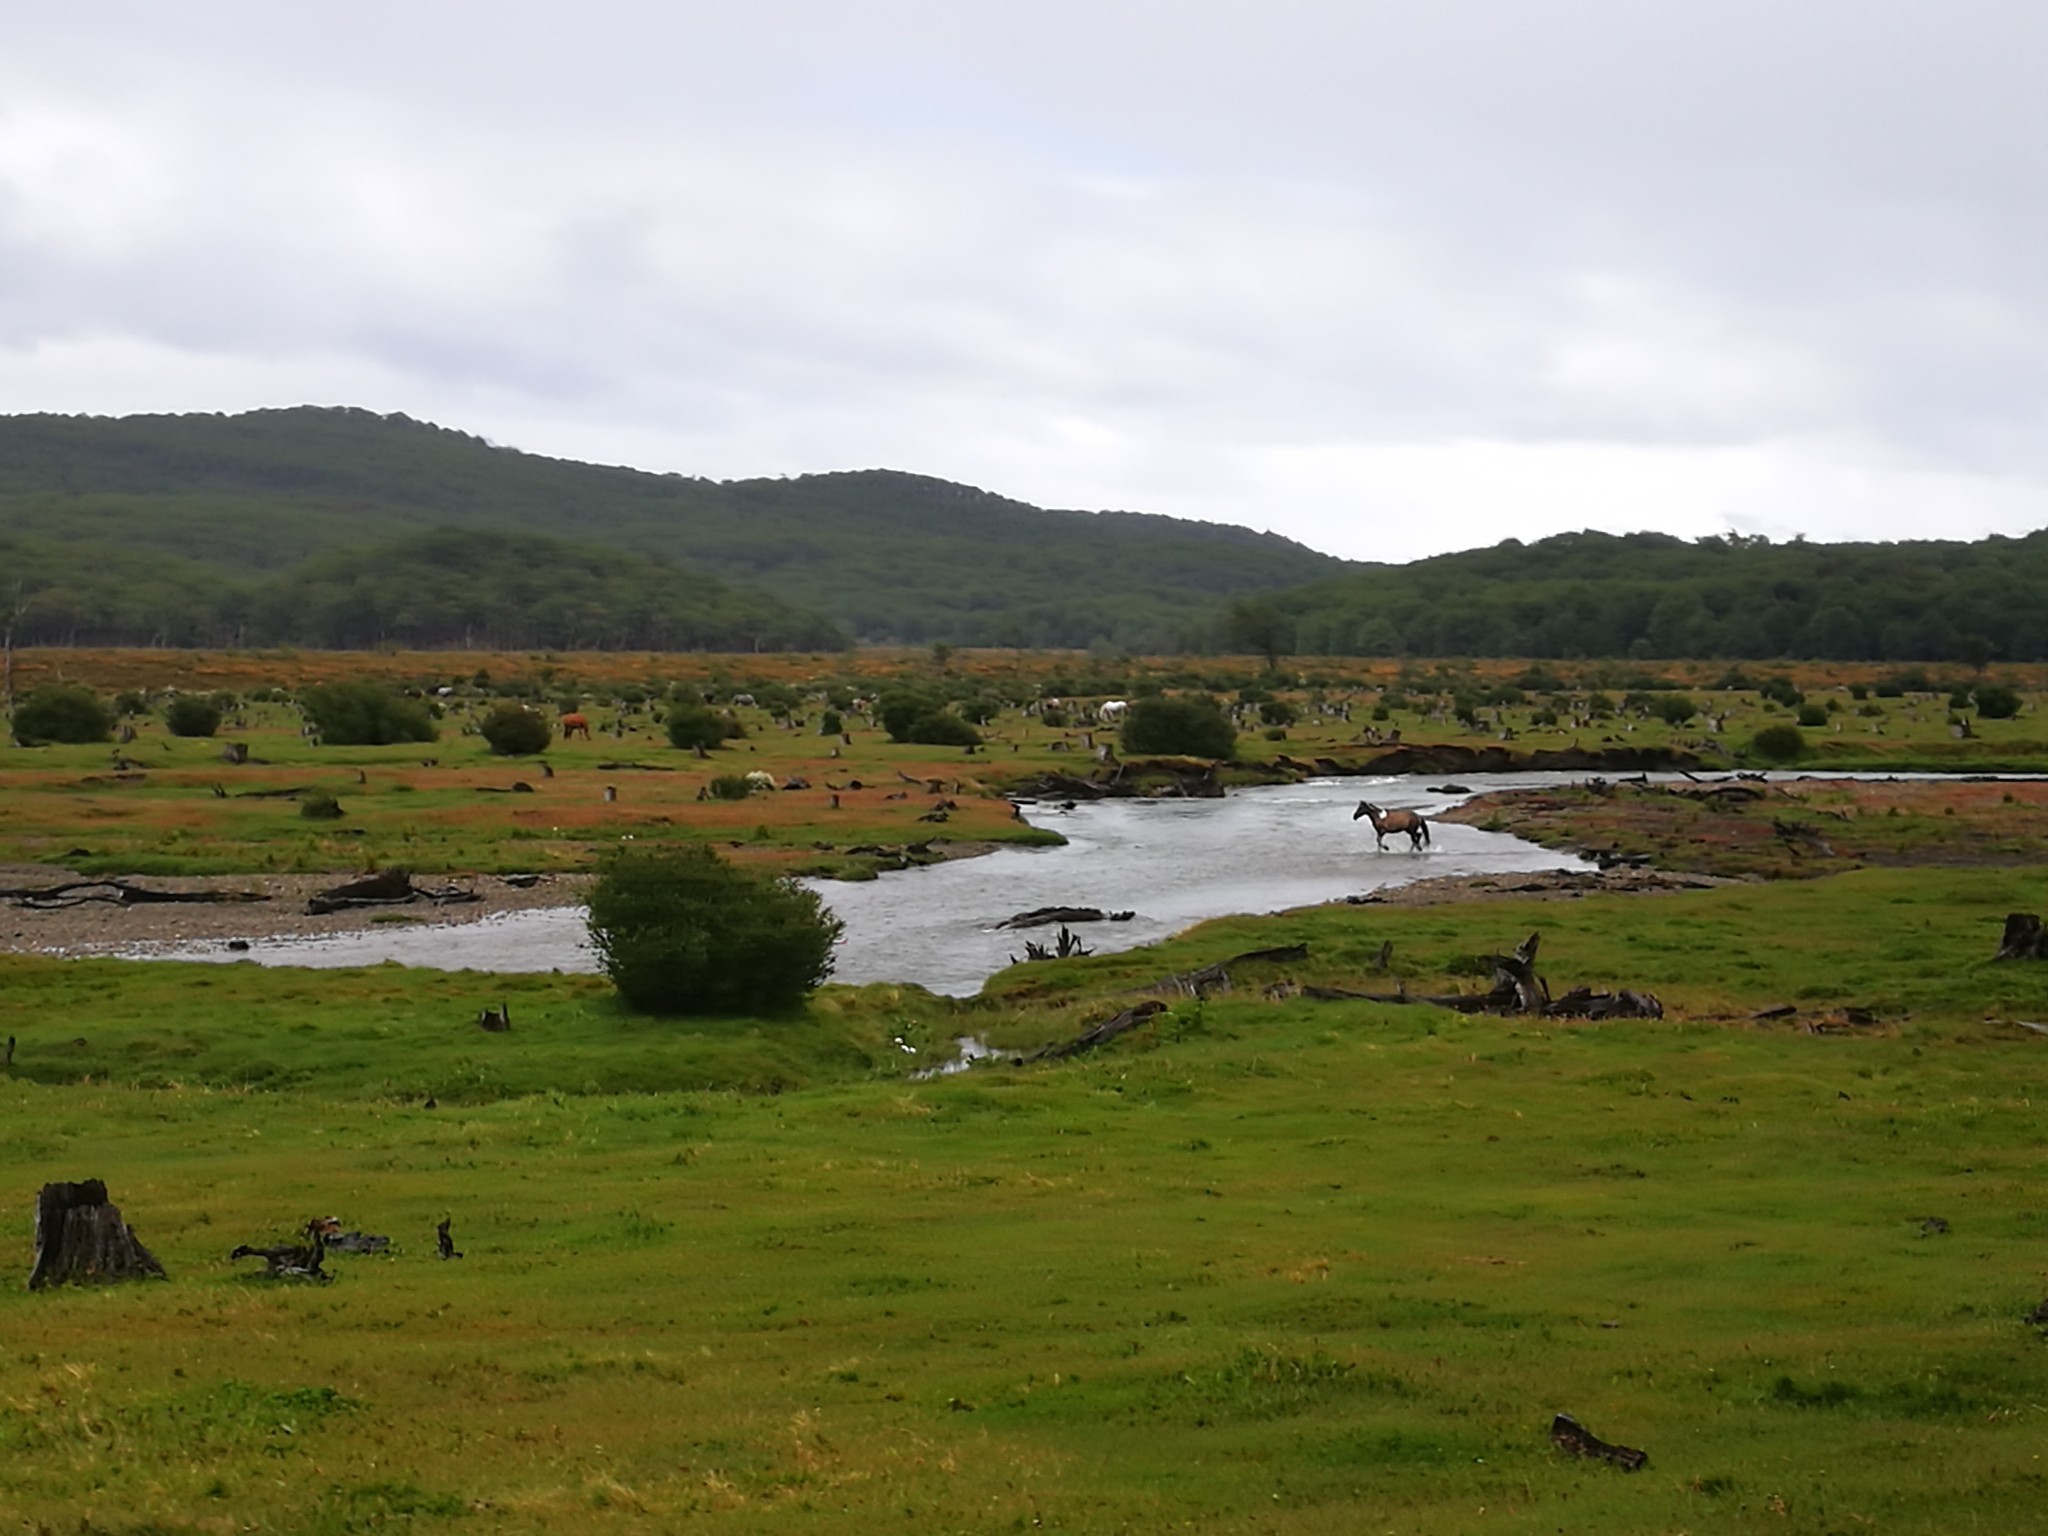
1121 696 1237 759
585 843 843 1016
877 689 936 743
902 711 982 748
13 685 112 745
479 705 552 756
301 682 437 746
1259 698 1299 727
1751 724 1808 762
707 774 755 800
1796 704 1828 728
112 690 148 717
164 695 224 738
666 703 728 752
299 790 345 820
818 709 844 736
1973 684 2022 720
1652 694 1697 726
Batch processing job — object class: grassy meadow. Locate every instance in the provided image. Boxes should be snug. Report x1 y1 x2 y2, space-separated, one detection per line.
9 649 2048 1532
7 867 2048 1533
7 646 2048 879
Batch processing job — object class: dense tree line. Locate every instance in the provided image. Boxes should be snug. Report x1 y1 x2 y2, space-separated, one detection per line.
0 527 848 651
1269 530 2048 662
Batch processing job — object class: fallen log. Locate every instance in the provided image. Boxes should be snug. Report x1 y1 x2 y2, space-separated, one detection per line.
1034 1001 1168 1060
1148 943 1310 999
1 879 269 910
28 1180 167 1290
1549 1413 1646 1471
997 906 1136 930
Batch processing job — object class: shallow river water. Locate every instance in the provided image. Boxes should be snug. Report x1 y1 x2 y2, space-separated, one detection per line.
125 775 1598 995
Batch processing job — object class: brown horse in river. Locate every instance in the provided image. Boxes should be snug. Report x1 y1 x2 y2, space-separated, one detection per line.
1354 800 1430 851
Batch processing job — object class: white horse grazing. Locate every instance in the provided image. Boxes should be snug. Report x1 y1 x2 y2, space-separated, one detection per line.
1353 800 1430 851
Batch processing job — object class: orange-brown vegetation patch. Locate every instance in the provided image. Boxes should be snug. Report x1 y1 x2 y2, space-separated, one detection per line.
1439 775 2048 880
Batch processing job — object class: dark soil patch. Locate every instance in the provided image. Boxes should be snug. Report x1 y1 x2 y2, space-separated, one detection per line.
1437 777 2048 879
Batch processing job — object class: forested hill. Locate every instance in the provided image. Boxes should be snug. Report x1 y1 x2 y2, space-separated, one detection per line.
1268 529 2048 662
0 407 1342 649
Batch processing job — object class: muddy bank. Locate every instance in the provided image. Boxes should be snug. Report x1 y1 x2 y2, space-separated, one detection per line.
1350 743 1703 776
1339 865 1744 907
1006 744 1699 802
1437 776 2048 880
0 868 594 958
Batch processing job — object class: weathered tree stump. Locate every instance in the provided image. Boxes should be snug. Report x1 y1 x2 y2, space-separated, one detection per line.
1995 913 2048 961
28 1180 167 1290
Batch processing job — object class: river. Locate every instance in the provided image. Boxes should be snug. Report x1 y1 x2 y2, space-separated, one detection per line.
117 776 1598 994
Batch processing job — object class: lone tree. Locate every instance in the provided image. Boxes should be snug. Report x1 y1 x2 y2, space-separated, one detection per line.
1224 597 1292 674
479 704 552 756
586 843 843 1016
1120 695 1237 759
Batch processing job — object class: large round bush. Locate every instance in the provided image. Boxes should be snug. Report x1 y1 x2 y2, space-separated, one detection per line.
665 702 728 751
300 682 437 746
13 685 113 745
164 695 223 738
1973 684 2023 720
586 844 844 1017
1120 695 1237 759
479 704 552 756
1750 724 1807 762
902 710 982 748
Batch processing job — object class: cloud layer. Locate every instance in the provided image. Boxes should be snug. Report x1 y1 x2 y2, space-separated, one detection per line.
3 1 2042 560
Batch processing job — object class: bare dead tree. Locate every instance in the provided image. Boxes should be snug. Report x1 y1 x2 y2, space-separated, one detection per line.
2 581 36 747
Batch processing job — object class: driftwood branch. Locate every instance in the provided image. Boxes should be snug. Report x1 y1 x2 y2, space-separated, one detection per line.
1033 1001 1169 1060
1 879 268 910
1147 944 1310 1000
998 905 1136 930
1550 1413 1646 1471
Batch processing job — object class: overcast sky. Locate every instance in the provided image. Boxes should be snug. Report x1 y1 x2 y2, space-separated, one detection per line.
2 2 2042 562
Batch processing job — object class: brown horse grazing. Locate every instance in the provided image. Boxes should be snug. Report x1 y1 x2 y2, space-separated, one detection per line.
559 712 591 740
1354 800 1430 850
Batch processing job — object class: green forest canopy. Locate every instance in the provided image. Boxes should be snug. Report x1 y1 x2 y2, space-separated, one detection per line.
2 408 2045 660
0 408 1338 651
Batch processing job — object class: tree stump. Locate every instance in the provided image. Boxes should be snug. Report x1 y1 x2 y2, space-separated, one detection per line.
1996 913 2048 960
28 1180 167 1290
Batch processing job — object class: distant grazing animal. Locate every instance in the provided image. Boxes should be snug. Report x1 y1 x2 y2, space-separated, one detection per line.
1353 800 1430 851
1097 699 1130 725
560 713 591 740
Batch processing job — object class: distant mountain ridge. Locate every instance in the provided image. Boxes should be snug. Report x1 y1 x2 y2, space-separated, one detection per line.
0 407 1346 649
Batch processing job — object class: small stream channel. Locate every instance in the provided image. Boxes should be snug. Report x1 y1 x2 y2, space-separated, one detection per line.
119 776 1596 995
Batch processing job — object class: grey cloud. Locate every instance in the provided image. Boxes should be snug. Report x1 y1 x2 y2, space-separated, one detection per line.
0 1 2043 558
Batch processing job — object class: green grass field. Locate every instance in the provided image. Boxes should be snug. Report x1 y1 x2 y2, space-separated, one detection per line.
8 868 2048 1533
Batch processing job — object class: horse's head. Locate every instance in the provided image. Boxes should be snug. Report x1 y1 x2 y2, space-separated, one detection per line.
1352 801 1376 821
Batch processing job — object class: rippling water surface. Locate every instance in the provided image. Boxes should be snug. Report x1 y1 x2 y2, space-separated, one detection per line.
124 776 1595 994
